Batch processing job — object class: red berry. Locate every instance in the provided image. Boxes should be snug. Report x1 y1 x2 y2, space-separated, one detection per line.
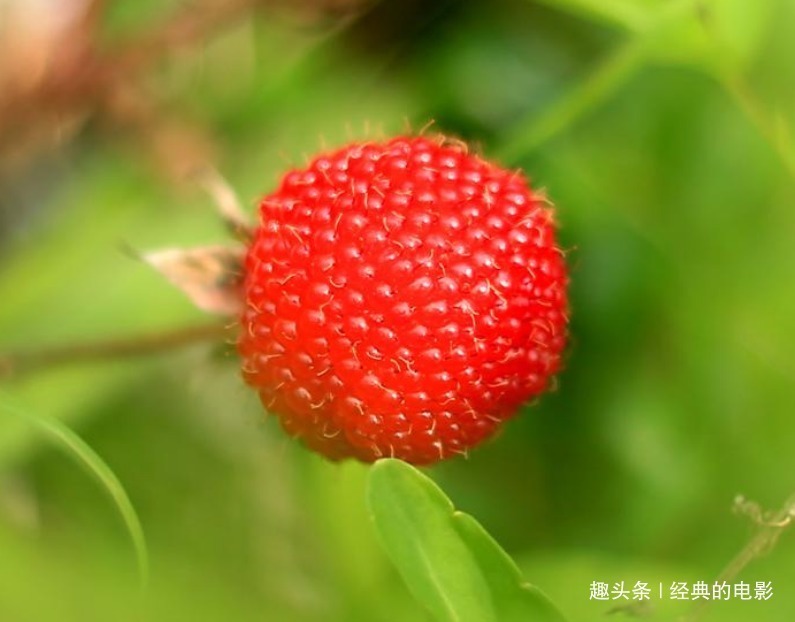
238 136 568 464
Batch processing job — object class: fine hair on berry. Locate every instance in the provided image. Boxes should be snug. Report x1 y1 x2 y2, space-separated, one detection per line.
238 135 568 464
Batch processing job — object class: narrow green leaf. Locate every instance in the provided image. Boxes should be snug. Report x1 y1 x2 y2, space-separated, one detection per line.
367 459 567 622
0 393 149 588
496 39 648 162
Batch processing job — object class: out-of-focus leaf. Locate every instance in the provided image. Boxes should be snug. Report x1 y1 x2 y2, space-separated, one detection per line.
645 2 712 68
497 39 647 161
367 459 566 622
703 0 773 70
647 0 773 72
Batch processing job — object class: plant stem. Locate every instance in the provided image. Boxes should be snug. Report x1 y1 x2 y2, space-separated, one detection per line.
0 322 231 380
680 492 795 622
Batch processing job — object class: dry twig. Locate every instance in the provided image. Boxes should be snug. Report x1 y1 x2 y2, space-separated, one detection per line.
0 323 231 380
680 492 795 622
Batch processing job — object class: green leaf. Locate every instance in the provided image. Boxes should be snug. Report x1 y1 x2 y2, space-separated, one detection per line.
452 514 568 622
367 459 567 622
496 39 648 161
704 0 773 69
0 393 149 588
646 0 773 72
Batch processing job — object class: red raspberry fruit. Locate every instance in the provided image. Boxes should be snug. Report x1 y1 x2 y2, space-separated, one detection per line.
238 136 568 464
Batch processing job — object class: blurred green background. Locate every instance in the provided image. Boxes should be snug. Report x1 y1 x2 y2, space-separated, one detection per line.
1 0 794 620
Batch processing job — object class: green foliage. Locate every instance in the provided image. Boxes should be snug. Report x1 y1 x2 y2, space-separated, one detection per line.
368 459 566 622
2 0 795 620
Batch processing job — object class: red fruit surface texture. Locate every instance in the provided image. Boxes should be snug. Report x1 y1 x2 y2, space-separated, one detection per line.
238 136 568 464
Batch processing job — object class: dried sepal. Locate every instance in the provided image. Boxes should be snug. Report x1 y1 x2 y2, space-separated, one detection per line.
191 166 254 242
141 245 245 315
